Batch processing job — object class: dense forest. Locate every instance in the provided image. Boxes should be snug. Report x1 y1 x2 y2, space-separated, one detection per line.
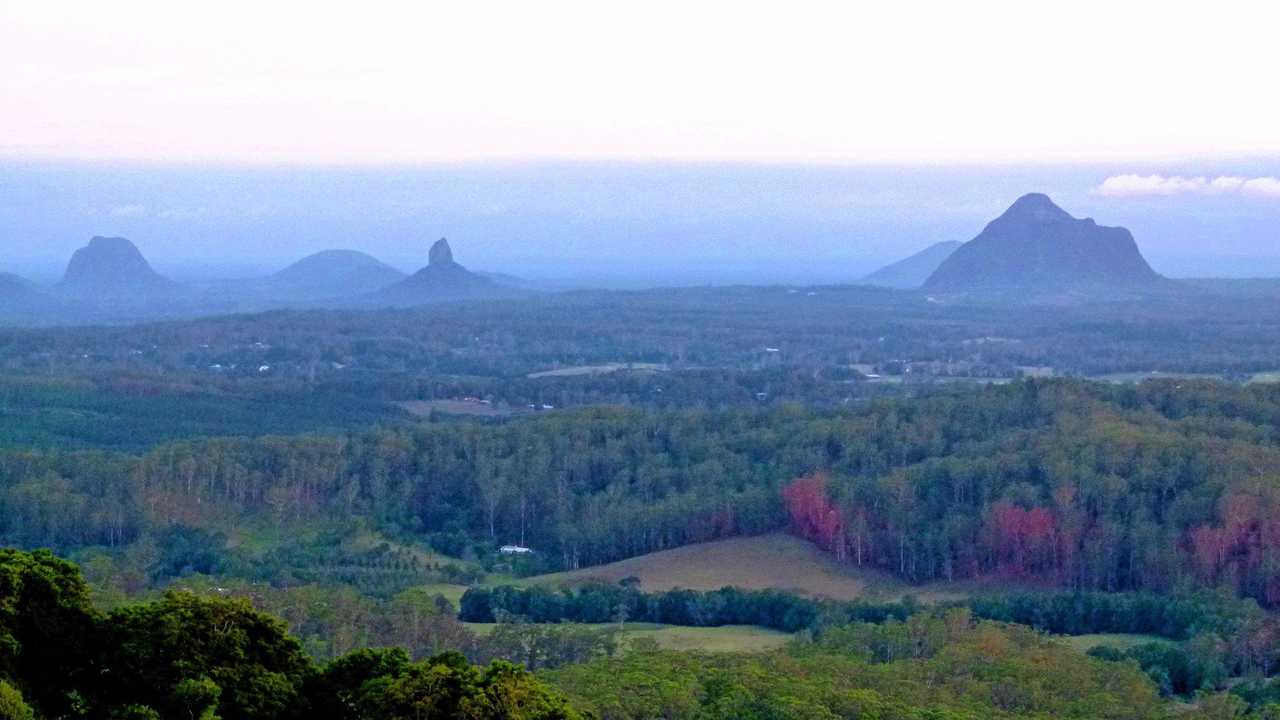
5 378 1280 605
5 326 1280 717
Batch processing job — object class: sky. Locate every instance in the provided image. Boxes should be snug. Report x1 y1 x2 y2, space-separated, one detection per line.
4 1 1280 164
1 2 1278 284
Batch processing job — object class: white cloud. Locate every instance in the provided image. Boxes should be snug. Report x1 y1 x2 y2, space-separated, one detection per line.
157 207 206 220
1094 174 1280 199
1207 176 1247 193
108 203 147 217
1094 175 1207 196
1242 177 1280 198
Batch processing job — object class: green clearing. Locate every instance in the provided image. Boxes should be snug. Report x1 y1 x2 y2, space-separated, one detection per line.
614 623 791 652
464 622 790 653
1062 633 1172 652
419 582 470 608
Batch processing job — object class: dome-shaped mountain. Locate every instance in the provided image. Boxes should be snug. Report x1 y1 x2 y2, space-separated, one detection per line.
863 241 963 289
269 249 406 299
923 194 1162 294
371 238 515 306
58 236 175 298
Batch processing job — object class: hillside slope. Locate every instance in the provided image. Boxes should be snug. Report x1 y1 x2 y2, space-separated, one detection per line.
529 533 902 600
862 241 962 289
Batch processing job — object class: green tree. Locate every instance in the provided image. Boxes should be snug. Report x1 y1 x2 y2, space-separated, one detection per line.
0 680 35 720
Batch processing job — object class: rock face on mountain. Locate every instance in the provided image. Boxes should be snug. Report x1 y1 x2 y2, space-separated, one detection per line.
269 249 405 299
371 239 512 306
58 236 174 298
863 241 963 289
923 194 1162 294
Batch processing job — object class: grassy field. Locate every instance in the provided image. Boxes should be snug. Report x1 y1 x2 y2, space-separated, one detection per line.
527 533 911 601
616 624 791 652
465 621 790 653
1062 633 1171 652
397 399 518 417
527 362 669 378
1090 371 1224 384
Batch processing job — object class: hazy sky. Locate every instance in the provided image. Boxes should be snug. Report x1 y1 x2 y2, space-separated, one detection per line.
2 3 1278 285
3 1 1279 164
4 161 1279 286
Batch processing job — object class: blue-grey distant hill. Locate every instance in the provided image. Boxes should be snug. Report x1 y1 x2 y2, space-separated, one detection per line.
923 194 1163 295
862 241 962 289
0 272 61 324
267 249 405 300
57 236 177 301
368 238 523 306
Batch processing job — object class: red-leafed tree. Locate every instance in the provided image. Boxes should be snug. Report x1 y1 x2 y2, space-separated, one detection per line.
982 501 1057 576
783 474 846 559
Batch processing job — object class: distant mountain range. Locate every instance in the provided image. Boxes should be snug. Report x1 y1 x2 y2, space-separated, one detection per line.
0 196 1261 326
922 194 1163 295
0 235 530 325
862 241 962 289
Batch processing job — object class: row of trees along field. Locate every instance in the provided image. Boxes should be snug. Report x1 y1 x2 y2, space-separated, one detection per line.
3 378 1280 604
463 582 1280 694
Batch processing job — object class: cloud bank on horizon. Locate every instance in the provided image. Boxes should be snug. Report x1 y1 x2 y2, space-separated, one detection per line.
1095 174 1280 198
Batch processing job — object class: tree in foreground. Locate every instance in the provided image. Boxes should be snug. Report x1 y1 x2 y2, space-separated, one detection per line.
0 549 582 719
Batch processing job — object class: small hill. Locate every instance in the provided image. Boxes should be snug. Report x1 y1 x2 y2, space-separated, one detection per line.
268 249 405 299
0 272 37 295
528 533 906 601
371 238 515 306
0 272 63 324
58 236 175 299
862 241 962 289
923 194 1162 295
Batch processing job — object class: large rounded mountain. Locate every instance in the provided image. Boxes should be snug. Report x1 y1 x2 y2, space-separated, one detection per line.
58 236 176 299
923 194 1163 295
268 249 406 299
